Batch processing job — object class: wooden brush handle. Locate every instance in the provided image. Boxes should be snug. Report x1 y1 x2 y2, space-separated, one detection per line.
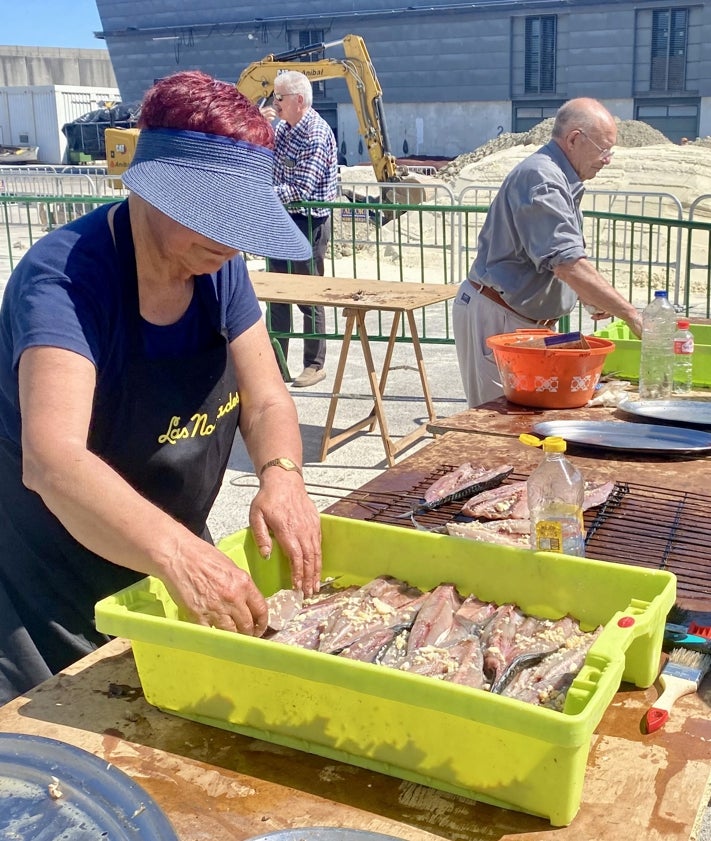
644 675 695 733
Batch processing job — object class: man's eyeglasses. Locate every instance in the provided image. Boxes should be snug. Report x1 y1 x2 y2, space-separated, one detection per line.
273 92 297 102
577 129 615 161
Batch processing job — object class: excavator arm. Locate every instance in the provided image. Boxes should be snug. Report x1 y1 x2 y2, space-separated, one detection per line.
106 33 422 198
236 34 400 183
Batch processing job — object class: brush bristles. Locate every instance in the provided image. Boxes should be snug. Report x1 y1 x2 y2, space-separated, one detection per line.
667 604 692 625
670 647 711 672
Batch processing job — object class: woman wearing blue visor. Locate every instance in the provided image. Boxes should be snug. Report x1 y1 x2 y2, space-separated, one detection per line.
0 71 322 703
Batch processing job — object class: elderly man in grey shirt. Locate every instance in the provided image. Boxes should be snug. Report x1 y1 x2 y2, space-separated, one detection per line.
453 97 643 408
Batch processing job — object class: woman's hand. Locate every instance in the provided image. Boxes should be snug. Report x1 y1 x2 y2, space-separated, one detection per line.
248 471 322 597
163 541 269 636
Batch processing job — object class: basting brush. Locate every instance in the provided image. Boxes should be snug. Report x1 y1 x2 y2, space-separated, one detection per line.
664 623 711 654
645 647 711 733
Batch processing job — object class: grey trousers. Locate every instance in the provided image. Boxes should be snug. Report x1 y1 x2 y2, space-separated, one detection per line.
267 215 330 370
452 280 559 408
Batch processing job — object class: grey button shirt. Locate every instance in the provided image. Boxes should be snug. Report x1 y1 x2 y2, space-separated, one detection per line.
469 140 586 321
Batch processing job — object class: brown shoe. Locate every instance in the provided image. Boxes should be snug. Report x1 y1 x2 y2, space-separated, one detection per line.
292 365 326 388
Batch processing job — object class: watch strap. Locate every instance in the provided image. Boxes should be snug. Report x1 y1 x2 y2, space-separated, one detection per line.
259 457 303 477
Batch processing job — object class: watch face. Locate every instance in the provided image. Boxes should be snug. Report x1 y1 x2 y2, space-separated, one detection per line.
279 458 297 470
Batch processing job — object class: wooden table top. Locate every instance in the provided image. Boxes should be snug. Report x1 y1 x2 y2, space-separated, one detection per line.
1 637 709 841
426 397 633 437
426 395 711 440
250 271 458 312
421 397 711 490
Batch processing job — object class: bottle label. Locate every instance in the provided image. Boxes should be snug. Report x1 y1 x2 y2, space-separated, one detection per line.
674 338 694 355
535 520 564 552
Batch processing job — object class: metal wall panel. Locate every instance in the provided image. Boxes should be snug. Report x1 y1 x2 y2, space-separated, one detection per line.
564 10 637 96
95 0 711 154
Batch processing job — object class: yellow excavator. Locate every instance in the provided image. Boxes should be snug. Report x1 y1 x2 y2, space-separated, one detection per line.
106 34 423 201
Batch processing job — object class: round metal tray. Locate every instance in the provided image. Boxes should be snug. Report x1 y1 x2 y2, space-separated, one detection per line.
0 733 178 841
533 419 711 453
617 398 711 427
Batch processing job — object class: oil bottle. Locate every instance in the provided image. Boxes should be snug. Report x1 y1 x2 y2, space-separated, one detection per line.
521 434 585 557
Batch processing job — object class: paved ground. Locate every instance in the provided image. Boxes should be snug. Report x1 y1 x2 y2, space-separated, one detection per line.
207 318 466 541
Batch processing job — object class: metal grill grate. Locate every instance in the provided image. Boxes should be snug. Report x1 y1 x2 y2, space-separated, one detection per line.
361 466 711 602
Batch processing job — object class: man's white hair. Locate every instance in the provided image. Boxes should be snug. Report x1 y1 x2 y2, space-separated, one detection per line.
274 70 313 107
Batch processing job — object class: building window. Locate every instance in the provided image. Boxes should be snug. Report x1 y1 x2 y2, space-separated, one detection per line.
651 8 688 91
298 28 326 98
513 102 561 133
525 16 556 94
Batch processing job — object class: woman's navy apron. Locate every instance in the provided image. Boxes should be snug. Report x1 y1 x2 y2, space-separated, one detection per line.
0 201 240 702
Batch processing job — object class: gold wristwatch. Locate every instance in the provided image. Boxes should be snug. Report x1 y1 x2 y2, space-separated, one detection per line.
259 457 302 477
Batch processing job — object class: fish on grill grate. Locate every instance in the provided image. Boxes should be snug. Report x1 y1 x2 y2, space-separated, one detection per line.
446 519 531 547
460 479 616 520
399 464 515 517
424 463 511 503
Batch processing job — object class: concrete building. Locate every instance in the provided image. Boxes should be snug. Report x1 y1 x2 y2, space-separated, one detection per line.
94 0 709 162
0 45 117 89
0 47 120 164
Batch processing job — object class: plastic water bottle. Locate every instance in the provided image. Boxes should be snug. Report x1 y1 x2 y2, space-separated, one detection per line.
638 290 676 400
673 319 694 394
527 436 585 557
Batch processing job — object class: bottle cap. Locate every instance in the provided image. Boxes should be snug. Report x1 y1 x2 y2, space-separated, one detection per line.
677 319 690 329
519 433 567 453
654 290 668 298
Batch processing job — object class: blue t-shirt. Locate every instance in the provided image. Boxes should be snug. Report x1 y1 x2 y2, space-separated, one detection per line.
0 202 262 445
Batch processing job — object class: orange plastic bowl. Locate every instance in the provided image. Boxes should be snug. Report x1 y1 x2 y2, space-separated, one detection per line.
486 330 616 409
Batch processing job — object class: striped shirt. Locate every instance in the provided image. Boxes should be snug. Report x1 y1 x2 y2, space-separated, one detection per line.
273 108 338 218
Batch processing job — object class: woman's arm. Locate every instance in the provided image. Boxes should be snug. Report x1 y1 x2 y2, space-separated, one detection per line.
19 345 268 635
231 320 322 595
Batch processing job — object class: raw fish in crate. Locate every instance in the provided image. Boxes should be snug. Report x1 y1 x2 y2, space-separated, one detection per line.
265 575 601 710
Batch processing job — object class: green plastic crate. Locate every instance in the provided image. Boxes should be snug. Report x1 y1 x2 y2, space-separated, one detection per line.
95 514 675 826
594 319 711 386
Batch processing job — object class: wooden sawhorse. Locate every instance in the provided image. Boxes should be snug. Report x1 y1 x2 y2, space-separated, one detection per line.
250 272 457 466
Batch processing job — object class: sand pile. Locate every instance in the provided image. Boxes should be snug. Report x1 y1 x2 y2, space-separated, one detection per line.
438 117 711 212
438 116 671 183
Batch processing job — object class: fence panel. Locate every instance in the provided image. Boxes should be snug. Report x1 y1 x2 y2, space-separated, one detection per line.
0 196 115 284
3 181 711 343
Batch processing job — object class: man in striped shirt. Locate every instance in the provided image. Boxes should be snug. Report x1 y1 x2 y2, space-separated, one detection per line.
264 71 338 388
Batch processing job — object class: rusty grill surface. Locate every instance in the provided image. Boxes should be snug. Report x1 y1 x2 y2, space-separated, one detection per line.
353 466 711 602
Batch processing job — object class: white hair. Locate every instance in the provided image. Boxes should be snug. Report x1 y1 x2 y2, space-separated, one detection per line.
274 70 313 107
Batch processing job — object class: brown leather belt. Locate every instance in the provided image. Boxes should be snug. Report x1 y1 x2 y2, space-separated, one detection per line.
467 279 558 330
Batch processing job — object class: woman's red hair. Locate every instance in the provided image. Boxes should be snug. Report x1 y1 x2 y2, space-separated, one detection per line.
138 70 274 149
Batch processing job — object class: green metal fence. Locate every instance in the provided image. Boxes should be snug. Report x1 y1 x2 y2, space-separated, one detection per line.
3 191 711 354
